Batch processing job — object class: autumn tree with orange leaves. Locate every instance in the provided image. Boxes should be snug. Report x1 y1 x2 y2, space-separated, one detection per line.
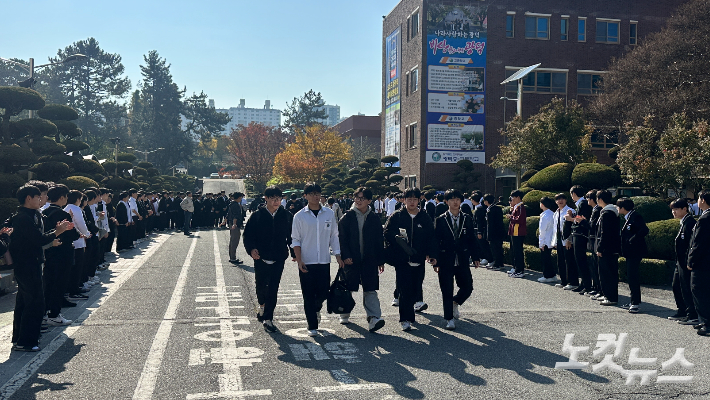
273 124 351 185
228 122 288 193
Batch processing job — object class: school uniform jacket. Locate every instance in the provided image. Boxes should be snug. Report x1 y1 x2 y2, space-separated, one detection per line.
435 211 479 267
595 205 621 256
435 202 448 218
42 204 79 260
384 208 438 266
8 207 57 266
676 214 696 269
620 210 649 259
570 199 593 241
486 204 506 242
508 203 527 237
116 202 130 226
587 205 601 252
243 206 292 263
473 204 487 238
687 210 710 271
338 208 385 291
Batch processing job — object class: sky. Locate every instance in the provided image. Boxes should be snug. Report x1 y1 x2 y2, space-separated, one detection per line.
1 0 401 118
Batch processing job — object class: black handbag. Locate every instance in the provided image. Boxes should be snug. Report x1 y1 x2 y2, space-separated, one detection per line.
327 270 355 314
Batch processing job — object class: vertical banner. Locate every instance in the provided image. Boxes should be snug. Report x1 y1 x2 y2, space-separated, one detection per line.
385 27 401 166
426 4 488 164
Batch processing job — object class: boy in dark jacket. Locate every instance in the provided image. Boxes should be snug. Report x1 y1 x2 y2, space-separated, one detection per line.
10 184 72 351
569 185 593 294
595 190 621 306
506 190 527 277
338 187 386 332
243 186 293 333
227 192 245 264
483 194 505 271
687 190 710 336
669 199 698 325
434 189 479 330
384 187 438 331
618 198 649 313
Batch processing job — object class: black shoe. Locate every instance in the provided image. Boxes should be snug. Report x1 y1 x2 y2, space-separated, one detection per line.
235 259 243 264
13 344 41 352
229 259 238 264
578 289 589 295
668 312 687 321
67 294 89 300
679 317 700 325
620 303 631 310
693 323 705 330
263 321 279 333
572 286 585 293
697 326 710 336
61 300 77 308
256 312 263 323
40 325 49 333
585 290 598 297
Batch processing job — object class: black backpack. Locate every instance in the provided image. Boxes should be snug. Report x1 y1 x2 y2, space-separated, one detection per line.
327 270 355 314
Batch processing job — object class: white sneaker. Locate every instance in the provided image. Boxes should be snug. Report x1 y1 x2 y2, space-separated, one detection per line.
82 282 91 290
563 285 578 290
413 302 428 312
339 314 350 324
391 298 399 306
368 317 385 332
538 277 558 283
401 321 412 331
47 314 72 326
445 319 456 330
307 329 318 337
507 268 516 275
480 259 489 266
452 302 460 319
92 276 100 282
537 277 547 282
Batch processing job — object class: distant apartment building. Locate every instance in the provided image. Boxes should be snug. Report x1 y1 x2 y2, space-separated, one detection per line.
316 104 341 127
217 99 281 135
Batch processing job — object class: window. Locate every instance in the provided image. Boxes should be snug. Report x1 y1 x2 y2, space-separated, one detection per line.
591 129 618 149
506 14 515 38
596 19 620 43
525 15 549 39
577 72 604 95
411 11 419 38
578 17 586 42
405 72 410 96
410 68 419 93
408 123 418 148
630 21 638 45
561 17 569 41
506 69 567 94
404 176 417 189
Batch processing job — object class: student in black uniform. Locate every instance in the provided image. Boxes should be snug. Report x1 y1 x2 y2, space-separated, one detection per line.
595 190 621 306
585 190 603 298
669 199 698 326
618 198 649 314
483 194 505 271
687 190 710 336
424 191 436 221
434 189 479 330
569 186 593 294
434 193 448 217
115 192 133 252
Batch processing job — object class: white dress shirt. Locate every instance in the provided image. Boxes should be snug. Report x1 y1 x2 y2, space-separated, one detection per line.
387 198 397 216
129 197 139 218
291 206 341 265
64 203 90 248
553 205 573 246
538 209 555 248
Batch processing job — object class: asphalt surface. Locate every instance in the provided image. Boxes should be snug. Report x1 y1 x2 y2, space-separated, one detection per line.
0 226 708 400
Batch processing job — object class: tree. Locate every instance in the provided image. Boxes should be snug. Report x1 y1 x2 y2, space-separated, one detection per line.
0 87 45 143
451 159 481 192
348 137 380 169
491 98 593 173
183 91 231 143
228 122 288 193
273 124 351 184
590 0 710 128
282 89 328 134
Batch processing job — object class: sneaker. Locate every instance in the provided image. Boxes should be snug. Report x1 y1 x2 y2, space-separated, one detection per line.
263 320 279 333
13 345 41 352
591 293 604 300
668 312 687 321
391 298 399 307
452 303 460 319
339 315 350 324
307 329 318 337
620 303 632 310
414 302 428 312
585 291 598 297
67 294 89 300
507 268 516 275
563 285 578 291
445 319 456 330
480 259 489 266
595 296 607 302
368 317 385 333
401 321 412 331
510 272 525 278
628 305 640 314
572 286 585 293
693 323 705 330
600 300 617 306
679 318 700 326
229 259 238 264
40 325 49 333
47 314 72 326
554 283 565 288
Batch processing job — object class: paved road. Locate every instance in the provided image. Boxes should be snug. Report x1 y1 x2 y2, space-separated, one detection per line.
0 228 708 399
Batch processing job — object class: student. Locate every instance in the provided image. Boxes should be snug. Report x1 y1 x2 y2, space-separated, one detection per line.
669 199 698 325
424 191 436 221
537 197 558 283
158 192 169 231
506 190 527 278
461 194 473 215
595 190 621 306
618 198 649 314
471 191 490 266
243 186 292 333
337 187 386 332
115 192 133 252
180 191 194 236
83 190 101 285
384 187 438 331
292 183 343 337
42 184 80 324
569 186 593 294
435 193 448 217
483 194 505 271
688 190 710 336
9 185 72 352
434 189 478 330
552 194 578 290
327 197 344 222
228 192 245 264
64 190 91 301
585 190 603 298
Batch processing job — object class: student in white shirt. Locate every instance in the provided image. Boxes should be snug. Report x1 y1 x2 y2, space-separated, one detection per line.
537 197 558 283
552 194 578 289
64 190 92 299
292 182 343 337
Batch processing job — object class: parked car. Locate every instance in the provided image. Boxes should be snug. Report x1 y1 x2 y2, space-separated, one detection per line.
222 174 232 179
210 173 220 179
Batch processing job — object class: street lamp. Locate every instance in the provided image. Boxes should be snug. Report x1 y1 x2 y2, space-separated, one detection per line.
109 137 120 176
126 147 165 162
0 54 87 118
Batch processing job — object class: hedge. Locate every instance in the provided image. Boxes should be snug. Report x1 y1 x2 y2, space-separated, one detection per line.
501 214 539 246
629 196 672 223
522 190 557 217
74 159 106 176
0 87 45 112
54 121 82 139
133 167 148 177
29 138 66 156
525 163 574 192
61 139 89 153
137 161 153 169
0 145 37 169
103 177 135 192
30 161 70 181
60 176 99 191
117 152 137 162
37 104 79 121
0 198 19 225
11 118 57 139
646 219 677 260
571 163 621 190
521 169 538 182
0 173 26 198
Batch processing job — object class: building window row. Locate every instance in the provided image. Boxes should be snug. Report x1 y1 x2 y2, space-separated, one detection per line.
406 67 419 96
507 13 636 45
408 9 420 40
505 68 606 96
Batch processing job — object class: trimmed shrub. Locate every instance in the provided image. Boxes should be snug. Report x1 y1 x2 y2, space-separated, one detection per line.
0 145 37 168
37 104 79 121
74 159 106 176
117 161 133 174
29 137 66 156
10 118 57 139
102 161 117 175
525 163 574 192
0 198 19 225
571 163 621 190
522 190 557 217
103 177 134 192
521 169 538 182
0 87 45 112
608 146 620 161
524 216 540 247
518 186 534 196
618 257 672 286
137 161 153 169
54 121 82 139
147 167 160 177
630 196 672 223
0 173 26 198
61 176 99 191
30 161 70 181
62 139 89 153
133 167 148 177
117 152 137 162
48 153 81 167
646 219 677 261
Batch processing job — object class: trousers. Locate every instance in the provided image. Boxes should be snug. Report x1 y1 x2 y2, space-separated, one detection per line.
437 262 473 320
255 259 285 322
299 264 330 330
672 263 696 318
511 236 525 273
12 263 44 347
228 228 242 260
626 256 642 305
598 253 619 302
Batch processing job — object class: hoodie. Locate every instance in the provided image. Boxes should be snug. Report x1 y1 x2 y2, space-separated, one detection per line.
351 203 370 257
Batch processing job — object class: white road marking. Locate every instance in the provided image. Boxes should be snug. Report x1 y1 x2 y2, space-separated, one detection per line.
0 234 171 399
133 236 198 399
312 370 392 393
284 328 336 338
